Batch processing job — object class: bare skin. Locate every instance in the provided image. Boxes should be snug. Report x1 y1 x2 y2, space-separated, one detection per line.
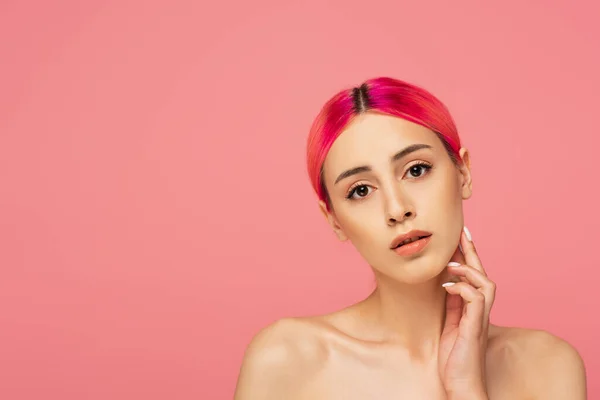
234 316 585 399
234 113 587 399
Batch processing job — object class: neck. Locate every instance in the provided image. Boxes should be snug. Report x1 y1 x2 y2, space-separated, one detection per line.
357 268 453 360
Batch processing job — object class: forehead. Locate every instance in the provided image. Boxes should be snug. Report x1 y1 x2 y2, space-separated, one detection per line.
322 112 443 174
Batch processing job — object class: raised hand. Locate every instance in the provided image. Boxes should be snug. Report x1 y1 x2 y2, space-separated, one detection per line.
438 226 496 400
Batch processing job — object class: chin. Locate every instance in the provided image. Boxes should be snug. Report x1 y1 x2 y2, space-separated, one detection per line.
382 253 448 284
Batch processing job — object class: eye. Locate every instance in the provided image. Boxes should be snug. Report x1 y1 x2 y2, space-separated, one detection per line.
346 184 373 200
404 162 433 179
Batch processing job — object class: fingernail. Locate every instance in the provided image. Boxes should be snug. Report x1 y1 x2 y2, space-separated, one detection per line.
463 226 472 241
442 282 456 287
447 262 461 267
459 243 463 253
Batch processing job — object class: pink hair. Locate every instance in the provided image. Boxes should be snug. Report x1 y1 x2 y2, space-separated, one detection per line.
306 77 462 209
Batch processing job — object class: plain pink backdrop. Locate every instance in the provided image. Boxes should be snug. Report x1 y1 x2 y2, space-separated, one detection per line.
1 1 599 399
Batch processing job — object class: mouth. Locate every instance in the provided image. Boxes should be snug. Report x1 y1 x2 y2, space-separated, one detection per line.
390 230 433 256
392 235 432 256
390 230 433 249
393 235 431 248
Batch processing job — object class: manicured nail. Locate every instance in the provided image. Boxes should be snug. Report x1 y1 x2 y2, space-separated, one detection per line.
447 262 461 267
459 243 463 253
442 282 456 287
463 226 472 241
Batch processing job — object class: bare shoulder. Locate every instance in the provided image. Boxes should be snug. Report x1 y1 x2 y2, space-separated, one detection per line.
240 317 329 369
234 317 329 399
488 325 587 399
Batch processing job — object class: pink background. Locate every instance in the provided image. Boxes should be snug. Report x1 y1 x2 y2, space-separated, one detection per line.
1 1 599 399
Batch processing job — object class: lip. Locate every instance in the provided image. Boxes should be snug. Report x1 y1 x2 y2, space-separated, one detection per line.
393 235 432 256
390 230 433 249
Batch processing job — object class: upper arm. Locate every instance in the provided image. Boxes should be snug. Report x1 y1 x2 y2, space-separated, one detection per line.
233 319 301 400
526 331 587 399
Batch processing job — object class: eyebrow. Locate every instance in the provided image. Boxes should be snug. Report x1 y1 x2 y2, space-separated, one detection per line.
333 143 433 185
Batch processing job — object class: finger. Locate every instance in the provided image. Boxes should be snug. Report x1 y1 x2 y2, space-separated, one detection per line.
447 246 468 284
442 291 463 332
461 226 485 275
447 263 496 296
442 281 486 337
446 262 496 321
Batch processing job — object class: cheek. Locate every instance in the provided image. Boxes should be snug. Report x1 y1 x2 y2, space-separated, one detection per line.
424 175 464 240
412 175 464 237
430 183 462 214
425 171 462 209
337 207 383 247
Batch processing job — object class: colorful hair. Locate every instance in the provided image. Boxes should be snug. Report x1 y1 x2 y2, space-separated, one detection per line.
306 77 462 209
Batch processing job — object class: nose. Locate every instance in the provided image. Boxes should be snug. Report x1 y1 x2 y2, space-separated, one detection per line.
383 185 415 226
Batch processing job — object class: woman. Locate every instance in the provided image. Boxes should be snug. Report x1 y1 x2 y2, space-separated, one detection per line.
233 77 587 399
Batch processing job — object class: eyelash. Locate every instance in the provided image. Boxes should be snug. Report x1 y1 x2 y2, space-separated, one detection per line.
345 161 433 200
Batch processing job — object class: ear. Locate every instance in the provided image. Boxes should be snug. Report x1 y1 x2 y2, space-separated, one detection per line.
458 147 473 200
318 200 348 241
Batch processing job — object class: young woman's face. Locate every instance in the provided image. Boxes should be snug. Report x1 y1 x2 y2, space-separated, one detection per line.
320 112 472 283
